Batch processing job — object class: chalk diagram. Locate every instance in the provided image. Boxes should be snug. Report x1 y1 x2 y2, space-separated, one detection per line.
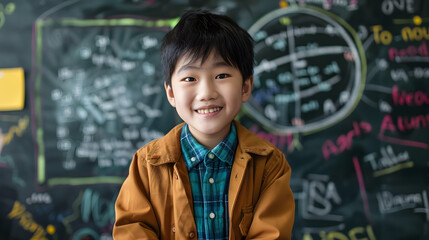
33 18 178 185
243 6 366 134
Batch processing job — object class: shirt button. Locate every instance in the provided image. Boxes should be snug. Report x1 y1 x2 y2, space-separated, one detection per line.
189 231 195 238
208 153 215 159
190 157 196 162
209 212 216 219
209 178 215 184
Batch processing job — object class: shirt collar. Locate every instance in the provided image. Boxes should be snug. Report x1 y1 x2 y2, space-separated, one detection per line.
181 123 237 171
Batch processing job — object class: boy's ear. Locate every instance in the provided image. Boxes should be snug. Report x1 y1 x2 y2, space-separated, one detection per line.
164 82 176 107
241 76 253 103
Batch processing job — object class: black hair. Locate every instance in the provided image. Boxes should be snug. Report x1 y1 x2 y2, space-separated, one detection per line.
161 9 254 86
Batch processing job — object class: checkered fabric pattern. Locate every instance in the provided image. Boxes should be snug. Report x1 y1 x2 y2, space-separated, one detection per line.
180 123 237 240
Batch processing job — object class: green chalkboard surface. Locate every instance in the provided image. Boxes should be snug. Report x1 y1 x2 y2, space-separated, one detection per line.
1 0 429 239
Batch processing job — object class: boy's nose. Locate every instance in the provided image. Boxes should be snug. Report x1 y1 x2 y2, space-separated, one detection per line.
197 79 218 101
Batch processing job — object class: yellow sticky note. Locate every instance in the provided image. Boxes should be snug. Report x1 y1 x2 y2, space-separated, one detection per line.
0 68 25 111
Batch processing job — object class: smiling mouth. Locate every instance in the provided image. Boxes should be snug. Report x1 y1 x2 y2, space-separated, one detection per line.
196 107 221 114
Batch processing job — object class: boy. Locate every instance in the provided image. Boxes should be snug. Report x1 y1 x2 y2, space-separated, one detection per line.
114 9 295 239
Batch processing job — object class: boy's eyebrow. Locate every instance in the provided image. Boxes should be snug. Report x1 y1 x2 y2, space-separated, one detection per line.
177 61 233 74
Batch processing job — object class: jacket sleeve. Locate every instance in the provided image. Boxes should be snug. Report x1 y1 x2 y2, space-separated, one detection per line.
113 152 159 239
246 150 295 239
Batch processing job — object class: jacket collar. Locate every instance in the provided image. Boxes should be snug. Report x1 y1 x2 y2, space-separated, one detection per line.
145 121 275 166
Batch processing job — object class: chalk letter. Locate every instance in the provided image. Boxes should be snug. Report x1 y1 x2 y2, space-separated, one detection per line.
322 140 338 160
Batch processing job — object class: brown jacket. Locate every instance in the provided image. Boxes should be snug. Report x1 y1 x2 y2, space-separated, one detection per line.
114 121 295 239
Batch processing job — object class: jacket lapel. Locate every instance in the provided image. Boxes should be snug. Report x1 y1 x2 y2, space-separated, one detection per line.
145 123 197 238
228 121 274 220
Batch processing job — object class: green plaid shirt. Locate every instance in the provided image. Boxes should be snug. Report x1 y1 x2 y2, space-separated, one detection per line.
180 123 237 240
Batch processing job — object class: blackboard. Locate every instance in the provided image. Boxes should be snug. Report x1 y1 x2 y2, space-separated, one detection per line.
0 0 428 239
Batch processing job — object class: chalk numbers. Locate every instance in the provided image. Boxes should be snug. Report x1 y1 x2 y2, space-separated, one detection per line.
0 3 15 28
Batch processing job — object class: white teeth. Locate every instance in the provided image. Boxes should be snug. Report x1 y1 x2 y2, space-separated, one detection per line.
197 107 220 114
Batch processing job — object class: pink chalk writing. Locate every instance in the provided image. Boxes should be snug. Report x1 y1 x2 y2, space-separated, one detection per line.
322 121 372 160
249 125 289 150
379 114 429 149
392 85 429 106
388 41 428 61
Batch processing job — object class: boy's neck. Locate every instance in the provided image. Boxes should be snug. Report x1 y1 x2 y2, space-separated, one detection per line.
187 123 232 150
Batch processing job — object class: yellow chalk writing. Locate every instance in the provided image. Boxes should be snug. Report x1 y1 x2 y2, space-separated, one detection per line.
303 225 376 240
401 26 429 42
8 201 49 240
3 116 29 145
372 24 429 45
372 25 393 45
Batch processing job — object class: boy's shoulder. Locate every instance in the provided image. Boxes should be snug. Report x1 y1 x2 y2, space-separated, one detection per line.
135 123 185 164
134 121 285 164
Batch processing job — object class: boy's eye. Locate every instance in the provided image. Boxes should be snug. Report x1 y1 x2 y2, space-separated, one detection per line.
183 77 196 82
215 74 229 79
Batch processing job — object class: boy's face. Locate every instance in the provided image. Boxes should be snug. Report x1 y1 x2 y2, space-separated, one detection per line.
165 50 253 149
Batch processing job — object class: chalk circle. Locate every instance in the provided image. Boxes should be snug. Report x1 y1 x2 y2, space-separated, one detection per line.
72 228 99 240
243 6 366 135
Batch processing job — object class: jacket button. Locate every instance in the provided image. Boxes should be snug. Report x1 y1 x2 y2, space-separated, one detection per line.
189 231 195 238
172 225 175 233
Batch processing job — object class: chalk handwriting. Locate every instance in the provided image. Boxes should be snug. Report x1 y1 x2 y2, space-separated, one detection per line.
392 85 429 106
379 114 429 148
381 0 416 15
322 121 372 160
26 193 52 205
390 68 409 82
8 201 49 239
45 26 170 178
389 41 428 62
364 145 412 177
413 67 429 79
92 53 137 71
140 35 158 49
300 174 343 222
401 26 429 42
372 25 429 46
414 190 429 221
136 102 162 118
63 189 116 237
302 225 376 240
141 84 162 96
137 127 164 148
371 25 392 45
289 0 359 11
377 189 426 215
2 116 29 146
81 188 115 228
95 35 110 52
249 124 290 150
